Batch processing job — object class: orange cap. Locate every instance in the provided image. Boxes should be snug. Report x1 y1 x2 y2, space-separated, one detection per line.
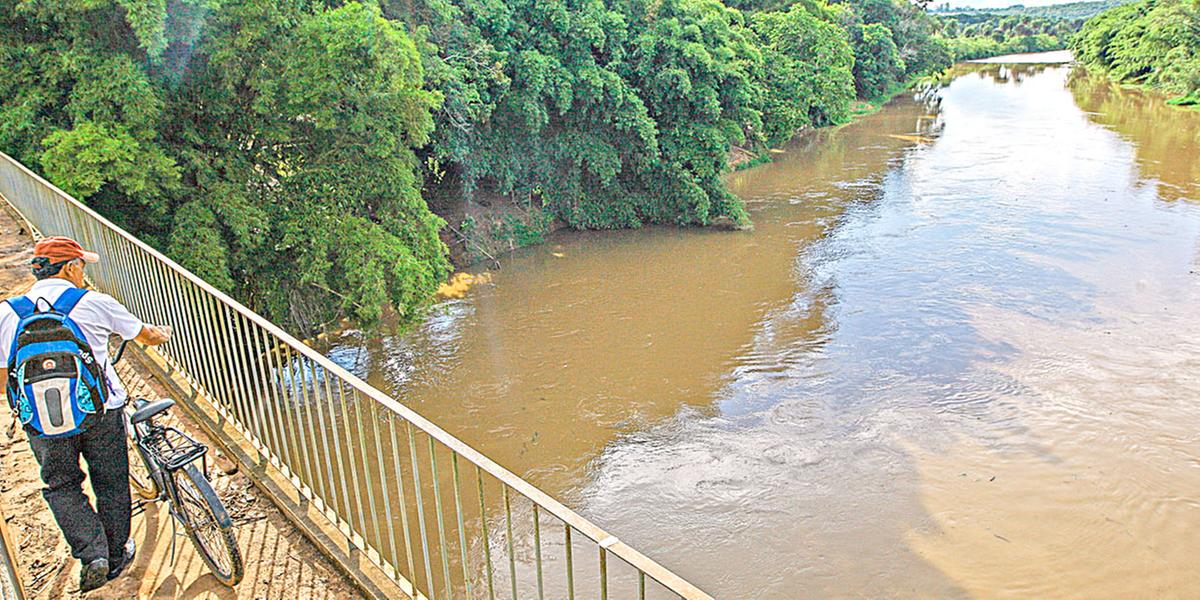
33 236 99 264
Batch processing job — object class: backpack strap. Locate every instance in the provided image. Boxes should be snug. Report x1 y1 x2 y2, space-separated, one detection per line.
3 297 35 319
52 288 88 315
5 298 34 376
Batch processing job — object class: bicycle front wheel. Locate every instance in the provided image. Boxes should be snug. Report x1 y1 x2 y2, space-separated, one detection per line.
172 464 243 586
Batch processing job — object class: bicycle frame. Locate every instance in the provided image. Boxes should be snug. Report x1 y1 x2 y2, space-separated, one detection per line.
116 343 210 521
132 416 203 499
115 341 243 587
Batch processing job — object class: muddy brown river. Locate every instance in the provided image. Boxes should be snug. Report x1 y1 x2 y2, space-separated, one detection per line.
327 56 1200 597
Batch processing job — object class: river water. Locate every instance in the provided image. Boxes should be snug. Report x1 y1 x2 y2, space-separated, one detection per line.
328 56 1200 597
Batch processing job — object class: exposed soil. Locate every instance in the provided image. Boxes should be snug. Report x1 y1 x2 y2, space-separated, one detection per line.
427 182 558 268
0 211 364 599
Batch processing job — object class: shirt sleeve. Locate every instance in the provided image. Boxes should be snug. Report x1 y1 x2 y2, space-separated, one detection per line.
0 305 15 366
91 293 144 341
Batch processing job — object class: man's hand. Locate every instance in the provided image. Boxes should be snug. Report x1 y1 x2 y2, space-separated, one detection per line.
135 324 171 346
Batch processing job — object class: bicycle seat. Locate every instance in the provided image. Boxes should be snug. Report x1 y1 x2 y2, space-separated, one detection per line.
129 398 175 425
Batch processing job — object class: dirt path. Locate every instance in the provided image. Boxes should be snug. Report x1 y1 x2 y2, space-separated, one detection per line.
0 212 365 599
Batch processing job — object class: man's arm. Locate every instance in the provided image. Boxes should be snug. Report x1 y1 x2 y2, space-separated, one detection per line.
92 293 170 346
134 324 171 346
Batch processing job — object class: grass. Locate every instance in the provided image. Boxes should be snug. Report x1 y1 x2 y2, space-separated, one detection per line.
1165 94 1199 107
850 78 922 119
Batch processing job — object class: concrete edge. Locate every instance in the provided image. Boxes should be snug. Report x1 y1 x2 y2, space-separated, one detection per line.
127 344 411 600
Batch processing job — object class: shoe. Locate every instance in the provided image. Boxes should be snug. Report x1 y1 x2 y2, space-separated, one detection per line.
79 557 109 593
107 539 136 581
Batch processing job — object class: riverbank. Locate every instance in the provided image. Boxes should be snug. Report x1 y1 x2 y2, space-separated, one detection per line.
728 78 924 176
433 50 1085 279
0 212 362 599
1070 0 1199 107
357 59 1200 598
968 49 1073 63
439 79 923 267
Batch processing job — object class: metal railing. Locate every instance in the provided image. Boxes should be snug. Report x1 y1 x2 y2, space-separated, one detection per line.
0 151 711 600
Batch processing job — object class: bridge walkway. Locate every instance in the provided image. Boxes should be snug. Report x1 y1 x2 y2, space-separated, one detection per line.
0 150 712 600
0 212 363 599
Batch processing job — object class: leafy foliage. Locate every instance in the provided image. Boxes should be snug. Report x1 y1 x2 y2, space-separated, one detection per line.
1071 0 1200 104
390 0 760 230
751 3 856 144
842 0 944 77
945 32 1066 61
939 12 1078 60
1 0 449 330
932 0 1138 20
852 23 905 98
1 0 964 332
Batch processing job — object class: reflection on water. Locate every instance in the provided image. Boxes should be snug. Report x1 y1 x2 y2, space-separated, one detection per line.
329 96 943 501
330 59 1200 597
1069 69 1200 202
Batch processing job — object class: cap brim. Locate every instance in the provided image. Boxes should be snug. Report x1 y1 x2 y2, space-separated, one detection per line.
80 251 100 263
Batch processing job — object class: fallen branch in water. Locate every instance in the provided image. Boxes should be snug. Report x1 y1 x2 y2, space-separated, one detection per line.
445 223 502 269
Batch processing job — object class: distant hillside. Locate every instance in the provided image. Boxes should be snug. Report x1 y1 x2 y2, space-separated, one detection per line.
932 0 1139 20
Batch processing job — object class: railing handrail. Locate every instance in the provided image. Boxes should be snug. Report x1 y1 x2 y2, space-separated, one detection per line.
0 150 712 599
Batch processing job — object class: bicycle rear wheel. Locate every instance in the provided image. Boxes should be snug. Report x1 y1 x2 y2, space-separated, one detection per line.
125 415 159 500
172 464 243 586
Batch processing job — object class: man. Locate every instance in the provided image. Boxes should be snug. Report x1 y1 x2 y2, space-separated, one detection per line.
0 236 170 592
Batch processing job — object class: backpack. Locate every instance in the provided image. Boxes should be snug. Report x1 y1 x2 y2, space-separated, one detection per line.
4 288 108 438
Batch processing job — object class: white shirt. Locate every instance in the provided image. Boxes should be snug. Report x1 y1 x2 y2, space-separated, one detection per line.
1 279 143 409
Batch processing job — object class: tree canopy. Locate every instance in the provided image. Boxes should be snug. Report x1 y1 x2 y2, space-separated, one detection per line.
1071 0 1200 105
2 0 448 330
751 3 856 144
940 12 1078 60
1 0 959 332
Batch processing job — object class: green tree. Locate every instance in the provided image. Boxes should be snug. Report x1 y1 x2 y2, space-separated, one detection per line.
0 0 450 331
851 22 904 98
904 31 953 75
939 10 1082 61
617 0 759 226
1071 0 1200 104
172 1 449 327
0 0 182 236
393 0 756 230
751 2 856 145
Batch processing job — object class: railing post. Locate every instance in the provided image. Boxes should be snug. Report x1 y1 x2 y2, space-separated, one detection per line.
0 149 715 600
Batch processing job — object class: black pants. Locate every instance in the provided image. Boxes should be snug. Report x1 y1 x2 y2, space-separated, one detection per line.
27 409 131 566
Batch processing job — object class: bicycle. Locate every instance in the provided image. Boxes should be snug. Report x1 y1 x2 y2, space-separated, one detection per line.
113 339 244 587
